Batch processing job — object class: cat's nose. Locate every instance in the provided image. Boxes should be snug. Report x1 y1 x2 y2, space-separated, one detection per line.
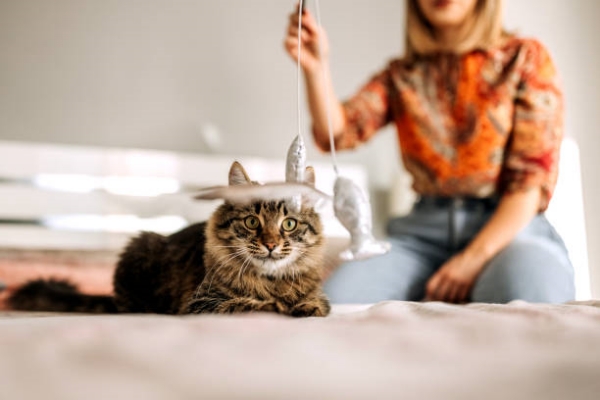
264 243 277 252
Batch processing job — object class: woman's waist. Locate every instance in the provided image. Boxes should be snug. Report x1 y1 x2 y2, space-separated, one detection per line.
414 195 500 211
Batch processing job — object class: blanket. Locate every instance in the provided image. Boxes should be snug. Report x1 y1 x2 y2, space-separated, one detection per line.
1 301 600 400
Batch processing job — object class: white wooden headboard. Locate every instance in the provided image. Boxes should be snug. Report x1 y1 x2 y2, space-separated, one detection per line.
0 141 367 250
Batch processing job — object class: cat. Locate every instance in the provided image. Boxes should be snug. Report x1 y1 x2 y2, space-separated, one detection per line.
7 161 331 317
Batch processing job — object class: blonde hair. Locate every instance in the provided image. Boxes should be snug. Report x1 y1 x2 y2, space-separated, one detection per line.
405 0 505 59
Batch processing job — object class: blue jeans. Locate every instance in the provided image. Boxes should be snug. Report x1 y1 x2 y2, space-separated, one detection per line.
324 198 575 304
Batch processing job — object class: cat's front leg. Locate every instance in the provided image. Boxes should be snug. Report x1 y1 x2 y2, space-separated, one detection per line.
217 298 286 314
185 296 223 314
291 294 331 317
186 296 285 315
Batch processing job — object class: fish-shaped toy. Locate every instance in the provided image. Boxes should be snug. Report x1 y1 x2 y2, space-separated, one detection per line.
333 176 391 260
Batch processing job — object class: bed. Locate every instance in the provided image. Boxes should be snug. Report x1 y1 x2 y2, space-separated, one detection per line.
0 140 597 399
1 301 600 399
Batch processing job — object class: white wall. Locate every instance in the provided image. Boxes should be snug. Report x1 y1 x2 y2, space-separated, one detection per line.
0 0 402 183
1 0 599 295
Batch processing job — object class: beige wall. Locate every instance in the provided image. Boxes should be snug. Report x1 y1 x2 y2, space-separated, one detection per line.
1 0 599 295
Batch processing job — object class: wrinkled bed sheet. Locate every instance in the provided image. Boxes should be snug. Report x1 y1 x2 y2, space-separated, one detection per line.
1 301 600 400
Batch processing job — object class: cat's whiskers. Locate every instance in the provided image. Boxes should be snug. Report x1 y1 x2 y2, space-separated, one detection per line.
285 264 298 296
285 248 311 293
237 255 254 286
216 248 247 264
203 248 247 296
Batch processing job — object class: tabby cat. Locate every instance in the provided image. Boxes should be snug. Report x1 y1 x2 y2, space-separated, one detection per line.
8 161 331 317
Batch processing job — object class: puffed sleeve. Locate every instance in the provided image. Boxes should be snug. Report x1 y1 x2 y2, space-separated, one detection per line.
501 39 564 212
313 65 393 152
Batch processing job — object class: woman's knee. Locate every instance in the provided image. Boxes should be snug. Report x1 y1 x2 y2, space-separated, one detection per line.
323 244 437 303
471 239 575 304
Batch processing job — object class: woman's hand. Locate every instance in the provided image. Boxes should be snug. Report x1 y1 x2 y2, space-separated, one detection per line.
425 250 486 303
283 3 330 73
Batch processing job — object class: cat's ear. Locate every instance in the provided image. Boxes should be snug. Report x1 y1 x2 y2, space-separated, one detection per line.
229 161 251 186
305 166 316 187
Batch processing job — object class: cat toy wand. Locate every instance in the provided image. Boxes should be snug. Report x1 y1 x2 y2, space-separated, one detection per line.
196 0 390 261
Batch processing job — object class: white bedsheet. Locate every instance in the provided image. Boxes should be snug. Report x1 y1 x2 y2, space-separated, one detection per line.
1 300 600 400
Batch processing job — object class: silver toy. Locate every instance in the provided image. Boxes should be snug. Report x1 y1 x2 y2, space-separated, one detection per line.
333 176 390 261
285 135 307 212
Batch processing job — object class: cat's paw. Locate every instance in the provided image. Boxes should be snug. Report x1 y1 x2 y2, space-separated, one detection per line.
213 298 286 314
184 297 220 314
291 300 330 317
256 300 286 314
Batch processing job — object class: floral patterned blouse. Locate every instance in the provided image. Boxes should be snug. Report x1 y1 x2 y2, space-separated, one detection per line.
314 37 563 211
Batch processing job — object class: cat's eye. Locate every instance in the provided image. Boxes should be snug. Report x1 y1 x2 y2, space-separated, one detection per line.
281 218 297 232
244 216 260 230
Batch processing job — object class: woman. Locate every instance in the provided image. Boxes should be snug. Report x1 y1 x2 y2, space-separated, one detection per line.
283 0 575 304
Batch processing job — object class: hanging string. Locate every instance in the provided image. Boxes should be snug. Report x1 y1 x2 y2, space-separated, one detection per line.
296 0 304 139
313 0 339 175
297 0 338 175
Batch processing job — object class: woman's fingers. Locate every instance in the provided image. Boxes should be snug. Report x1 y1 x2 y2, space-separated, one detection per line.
299 11 319 35
288 9 318 36
287 26 312 44
284 38 317 70
284 4 329 70
437 278 454 301
284 37 297 53
284 36 314 60
457 286 470 303
285 25 318 64
426 274 441 300
427 271 470 303
447 284 462 303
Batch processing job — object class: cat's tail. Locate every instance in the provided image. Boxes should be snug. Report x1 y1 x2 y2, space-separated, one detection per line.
6 278 118 313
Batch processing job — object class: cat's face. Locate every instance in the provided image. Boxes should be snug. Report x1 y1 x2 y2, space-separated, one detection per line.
207 162 323 277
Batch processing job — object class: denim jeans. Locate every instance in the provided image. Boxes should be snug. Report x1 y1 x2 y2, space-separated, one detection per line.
324 198 575 304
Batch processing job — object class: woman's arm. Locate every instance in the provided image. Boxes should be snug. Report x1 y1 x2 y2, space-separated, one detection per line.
303 60 346 146
466 189 541 267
